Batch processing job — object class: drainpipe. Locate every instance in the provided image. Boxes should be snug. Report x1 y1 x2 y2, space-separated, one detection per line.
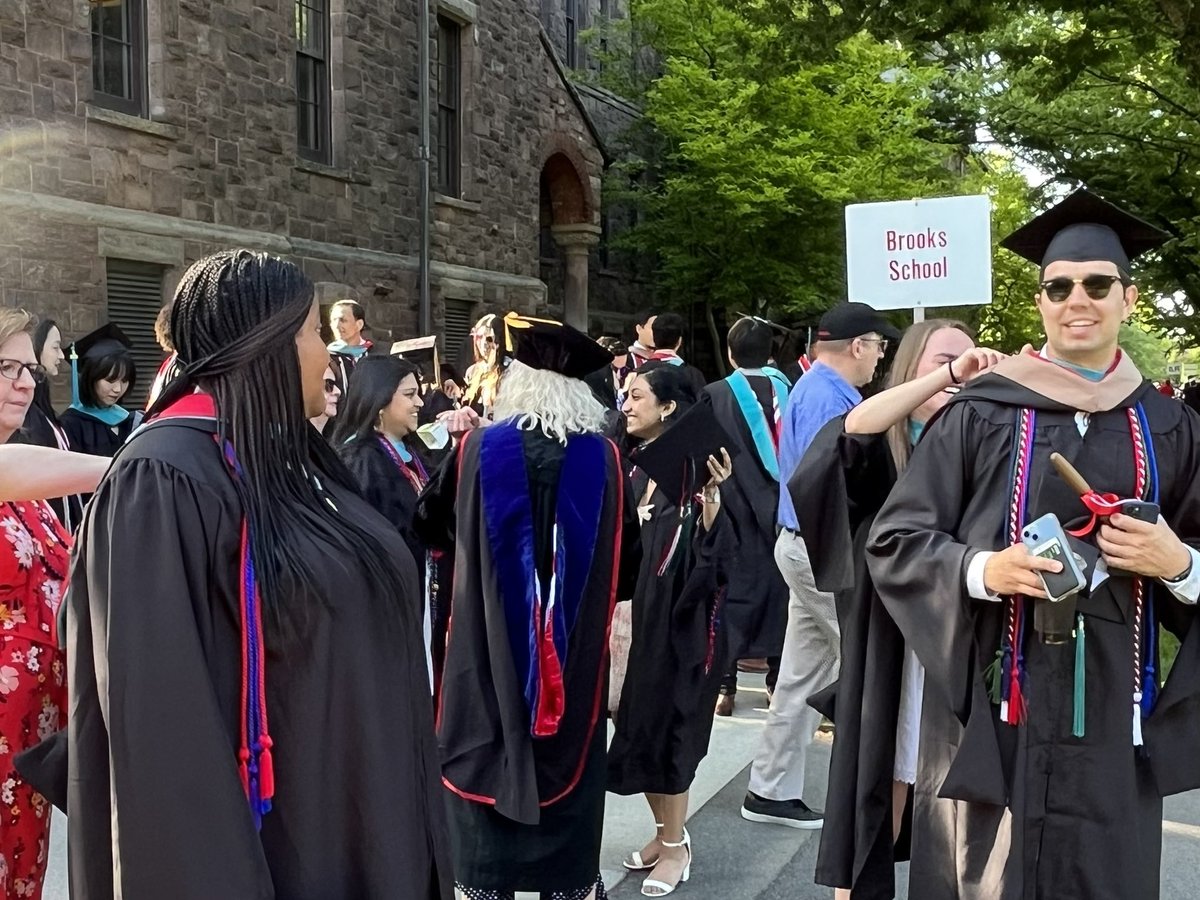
417 0 433 335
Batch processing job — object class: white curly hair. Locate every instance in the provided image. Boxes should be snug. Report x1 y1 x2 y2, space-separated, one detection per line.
492 360 608 444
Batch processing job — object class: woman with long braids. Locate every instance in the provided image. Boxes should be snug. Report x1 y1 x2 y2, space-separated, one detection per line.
42 250 452 898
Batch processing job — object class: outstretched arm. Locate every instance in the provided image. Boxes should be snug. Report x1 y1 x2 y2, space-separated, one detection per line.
0 446 108 501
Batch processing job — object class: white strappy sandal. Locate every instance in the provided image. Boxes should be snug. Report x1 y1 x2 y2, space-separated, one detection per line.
623 823 665 871
640 829 691 896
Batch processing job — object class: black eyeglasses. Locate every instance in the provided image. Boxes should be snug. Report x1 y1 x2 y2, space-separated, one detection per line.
324 378 339 393
1039 274 1127 303
0 359 46 383
858 337 890 353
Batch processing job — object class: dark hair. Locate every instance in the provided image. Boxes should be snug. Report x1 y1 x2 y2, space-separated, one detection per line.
79 348 137 407
156 250 410 629
331 299 366 326
651 312 685 350
32 317 57 360
634 310 657 327
154 304 174 352
635 360 696 423
727 318 773 369
440 362 463 388
330 356 421 446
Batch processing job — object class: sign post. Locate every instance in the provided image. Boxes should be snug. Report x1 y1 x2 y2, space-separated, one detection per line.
845 195 993 317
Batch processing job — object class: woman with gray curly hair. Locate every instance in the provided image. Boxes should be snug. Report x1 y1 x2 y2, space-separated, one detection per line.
417 314 641 900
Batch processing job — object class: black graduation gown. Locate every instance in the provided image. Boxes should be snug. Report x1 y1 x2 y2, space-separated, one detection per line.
608 469 731 796
415 425 638 891
59 416 453 899
7 389 85 530
796 419 910 899
338 436 424 573
59 406 133 458
704 377 788 660
867 373 1200 900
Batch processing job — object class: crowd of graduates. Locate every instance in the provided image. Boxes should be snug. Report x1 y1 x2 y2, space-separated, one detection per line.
0 188 1199 900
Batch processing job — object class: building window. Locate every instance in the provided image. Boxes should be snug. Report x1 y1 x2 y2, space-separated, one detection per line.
296 0 331 163
442 298 475 365
105 259 165 409
564 0 578 67
435 17 462 197
90 0 147 116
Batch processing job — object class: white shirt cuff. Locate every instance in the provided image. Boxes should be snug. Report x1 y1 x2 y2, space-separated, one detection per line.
1161 545 1200 605
966 551 1002 602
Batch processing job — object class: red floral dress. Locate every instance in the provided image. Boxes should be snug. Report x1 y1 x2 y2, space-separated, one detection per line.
0 502 69 900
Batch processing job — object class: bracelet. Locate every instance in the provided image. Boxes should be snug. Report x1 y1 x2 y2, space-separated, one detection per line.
1166 557 1194 584
947 360 962 385
702 487 721 504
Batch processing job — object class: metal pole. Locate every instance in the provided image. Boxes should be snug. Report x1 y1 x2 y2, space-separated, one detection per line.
417 0 432 336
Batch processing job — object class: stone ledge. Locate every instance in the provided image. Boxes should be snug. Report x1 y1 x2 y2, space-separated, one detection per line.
434 193 482 214
436 0 478 23
294 158 372 185
85 105 180 140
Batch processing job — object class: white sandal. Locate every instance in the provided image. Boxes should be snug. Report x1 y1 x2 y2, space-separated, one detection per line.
623 823 665 871
640 830 691 896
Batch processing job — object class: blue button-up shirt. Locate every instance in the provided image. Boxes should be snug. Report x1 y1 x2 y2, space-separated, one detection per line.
777 361 862 530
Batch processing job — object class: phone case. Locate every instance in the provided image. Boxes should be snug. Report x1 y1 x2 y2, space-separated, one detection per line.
1021 513 1086 601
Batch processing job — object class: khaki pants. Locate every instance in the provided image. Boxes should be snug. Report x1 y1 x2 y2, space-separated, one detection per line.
747 530 840 801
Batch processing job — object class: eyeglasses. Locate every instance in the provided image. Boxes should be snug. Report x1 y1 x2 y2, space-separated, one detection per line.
0 359 46 383
858 337 889 353
323 378 339 393
1039 274 1127 303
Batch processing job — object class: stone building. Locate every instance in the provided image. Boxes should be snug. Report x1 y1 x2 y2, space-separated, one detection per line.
0 0 650 403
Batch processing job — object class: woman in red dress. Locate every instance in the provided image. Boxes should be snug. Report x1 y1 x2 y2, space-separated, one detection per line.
0 309 69 900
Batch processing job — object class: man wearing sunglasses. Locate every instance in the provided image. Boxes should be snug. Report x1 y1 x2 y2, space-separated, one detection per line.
868 189 1200 900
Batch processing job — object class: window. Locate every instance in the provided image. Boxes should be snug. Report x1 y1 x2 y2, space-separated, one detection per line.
296 0 332 163
442 299 475 365
90 0 147 116
564 0 578 67
105 259 165 409
435 17 462 197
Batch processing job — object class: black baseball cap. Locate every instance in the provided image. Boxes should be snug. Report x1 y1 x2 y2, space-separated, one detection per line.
999 188 1169 274
816 302 900 342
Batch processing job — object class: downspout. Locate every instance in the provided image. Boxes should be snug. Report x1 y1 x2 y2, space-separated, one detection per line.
417 0 433 335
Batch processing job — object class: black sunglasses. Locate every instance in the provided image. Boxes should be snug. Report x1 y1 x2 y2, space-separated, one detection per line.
323 378 339 393
1039 274 1127 303
0 359 46 383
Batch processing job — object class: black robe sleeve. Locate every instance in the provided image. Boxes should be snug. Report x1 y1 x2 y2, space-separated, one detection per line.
414 437 463 552
67 459 274 898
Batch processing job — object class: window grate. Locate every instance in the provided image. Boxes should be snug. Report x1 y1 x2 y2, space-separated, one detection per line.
104 259 165 410
442 299 474 376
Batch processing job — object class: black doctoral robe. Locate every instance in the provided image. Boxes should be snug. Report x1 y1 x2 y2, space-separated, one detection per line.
608 469 732 796
59 406 133 458
867 353 1200 900
415 423 639 892
704 376 789 661
796 419 911 899
56 415 453 899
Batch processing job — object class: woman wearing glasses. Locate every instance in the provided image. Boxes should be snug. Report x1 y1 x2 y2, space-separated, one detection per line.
0 309 72 900
309 363 343 437
463 313 502 420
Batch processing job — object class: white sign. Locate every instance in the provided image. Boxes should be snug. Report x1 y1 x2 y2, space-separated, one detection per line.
845 195 992 310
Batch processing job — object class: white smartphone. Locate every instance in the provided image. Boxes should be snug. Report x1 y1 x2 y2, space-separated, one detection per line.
1020 512 1086 602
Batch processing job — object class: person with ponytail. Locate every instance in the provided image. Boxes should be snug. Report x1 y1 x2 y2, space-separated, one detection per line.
608 361 734 898
790 320 1001 900
37 250 452 898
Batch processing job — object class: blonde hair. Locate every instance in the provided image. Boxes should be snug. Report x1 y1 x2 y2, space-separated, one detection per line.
885 318 972 472
492 360 608 444
0 309 34 347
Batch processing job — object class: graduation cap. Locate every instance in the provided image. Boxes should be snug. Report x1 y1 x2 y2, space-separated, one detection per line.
631 398 740 503
390 335 440 387
69 322 132 362
500 312 613 380
1000 189 1170 272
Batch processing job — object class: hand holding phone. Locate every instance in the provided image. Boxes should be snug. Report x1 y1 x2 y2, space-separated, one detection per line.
983 542 1066 600
1020 513 1087 602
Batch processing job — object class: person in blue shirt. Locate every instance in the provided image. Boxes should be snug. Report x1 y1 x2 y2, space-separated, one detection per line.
741 301 897 830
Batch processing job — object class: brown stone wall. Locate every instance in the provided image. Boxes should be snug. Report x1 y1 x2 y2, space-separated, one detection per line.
0 0 617 350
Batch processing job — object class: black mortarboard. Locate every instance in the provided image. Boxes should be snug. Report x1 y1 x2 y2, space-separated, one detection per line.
501 312 613 380
632 398 740 502
999 189 1169 272
391 335 440 386
69 322 132 361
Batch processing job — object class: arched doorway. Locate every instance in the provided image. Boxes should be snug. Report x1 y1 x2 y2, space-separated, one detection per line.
538 149 600 329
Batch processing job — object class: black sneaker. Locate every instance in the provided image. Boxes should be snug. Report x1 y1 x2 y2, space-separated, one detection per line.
739 791 824 829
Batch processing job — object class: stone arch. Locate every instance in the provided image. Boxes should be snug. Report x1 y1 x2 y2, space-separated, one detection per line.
538 134 598 226
537 137 601 329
